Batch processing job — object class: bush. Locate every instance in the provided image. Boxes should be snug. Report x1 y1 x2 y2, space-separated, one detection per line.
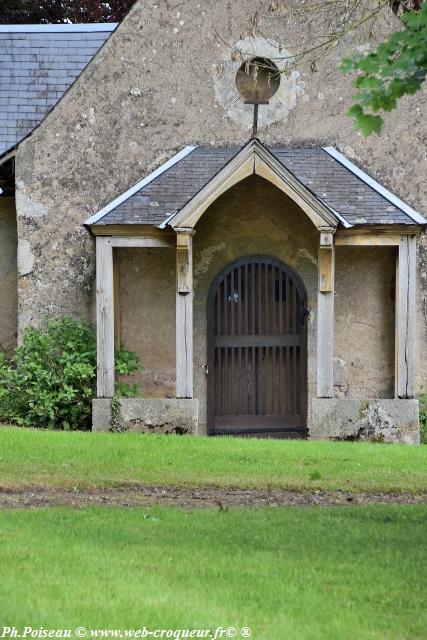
419 393 427 445
0 317 139 430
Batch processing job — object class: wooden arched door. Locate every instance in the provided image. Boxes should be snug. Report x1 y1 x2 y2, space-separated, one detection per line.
207 256 308 438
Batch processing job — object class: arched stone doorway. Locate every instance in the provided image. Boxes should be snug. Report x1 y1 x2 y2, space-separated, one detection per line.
207 255 308 438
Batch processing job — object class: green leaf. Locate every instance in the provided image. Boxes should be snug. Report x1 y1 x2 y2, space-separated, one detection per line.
340 3 427 136
348 108 383 137
0 316 140 430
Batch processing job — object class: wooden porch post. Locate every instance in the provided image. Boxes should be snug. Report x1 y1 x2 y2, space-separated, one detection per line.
176 230 194 398
395 235 416 398
317 231 335 398
96 236 115 398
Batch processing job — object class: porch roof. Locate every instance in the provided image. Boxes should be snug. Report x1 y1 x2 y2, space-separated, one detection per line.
85 141 426 229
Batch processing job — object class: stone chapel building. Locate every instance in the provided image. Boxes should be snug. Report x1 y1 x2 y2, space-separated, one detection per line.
0 1 426 441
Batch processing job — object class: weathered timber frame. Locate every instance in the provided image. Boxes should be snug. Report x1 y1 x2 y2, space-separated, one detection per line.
94 230 193 398
317 230 335 397
176 230 195 398
335 227 418 399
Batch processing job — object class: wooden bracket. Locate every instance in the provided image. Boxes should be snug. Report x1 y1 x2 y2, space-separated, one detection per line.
318 232 335 293
176 232 193 294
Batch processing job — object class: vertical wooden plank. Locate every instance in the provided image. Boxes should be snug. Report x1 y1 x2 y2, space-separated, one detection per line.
96 236 115 398
265 263 269 335
258 263 263 334
237 267 241 416
224 275 228 335
251 264 255 334
292 280 297 333
285 346 289 411
317 231 335 396
113 248 121 349
251 346 256 415
292 344 297 413
176 232 193 398
231 271 235 336
317 232 335 398
244 264 249 335
231 346 235 414
396 235 417 398
285 274 289 333
317 292 334 398
317 289 334 398
280 346 284 416
238 343 242 416
216 289 220 337
217 347 222 416
273 346 277 415
231 272 235 413
271 265 277 335
237 266 241 336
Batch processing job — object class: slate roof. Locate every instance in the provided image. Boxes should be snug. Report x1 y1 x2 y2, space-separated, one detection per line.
0 24 116 156
89 144 423 228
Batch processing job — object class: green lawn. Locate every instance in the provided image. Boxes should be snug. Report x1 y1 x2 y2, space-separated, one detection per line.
0 504 425 640
0 426 426 493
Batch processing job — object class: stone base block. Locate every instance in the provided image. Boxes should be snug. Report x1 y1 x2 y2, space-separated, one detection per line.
310 398 420 444
92 398 198 434
92 399 112 432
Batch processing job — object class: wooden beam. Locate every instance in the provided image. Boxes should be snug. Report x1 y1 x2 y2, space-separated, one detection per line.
335 234 402 246
176 231 194 398
335 227 420 246
395 235 417 398
336 225 419 236
110 236 173 248
90 224 175 237
317 232 335 397
113 248 121 349
96 236 115 398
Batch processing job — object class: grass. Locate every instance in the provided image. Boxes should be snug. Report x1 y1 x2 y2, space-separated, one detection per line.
0 504 426 639
0 426 426 493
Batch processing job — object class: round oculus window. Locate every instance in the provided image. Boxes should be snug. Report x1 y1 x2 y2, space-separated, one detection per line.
235 56 280 102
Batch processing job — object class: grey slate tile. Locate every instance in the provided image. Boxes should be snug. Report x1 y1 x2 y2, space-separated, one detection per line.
0 26 114 155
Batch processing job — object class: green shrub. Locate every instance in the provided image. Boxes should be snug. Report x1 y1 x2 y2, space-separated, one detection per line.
419 393 427 445
0 317 139 430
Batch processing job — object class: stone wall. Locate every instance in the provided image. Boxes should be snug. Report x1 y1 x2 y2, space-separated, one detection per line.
0 198 17 354
334 246 396 399
119 247 176 397
13 0 427 390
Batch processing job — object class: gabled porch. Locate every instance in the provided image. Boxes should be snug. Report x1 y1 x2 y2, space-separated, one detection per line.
85 140 424 442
